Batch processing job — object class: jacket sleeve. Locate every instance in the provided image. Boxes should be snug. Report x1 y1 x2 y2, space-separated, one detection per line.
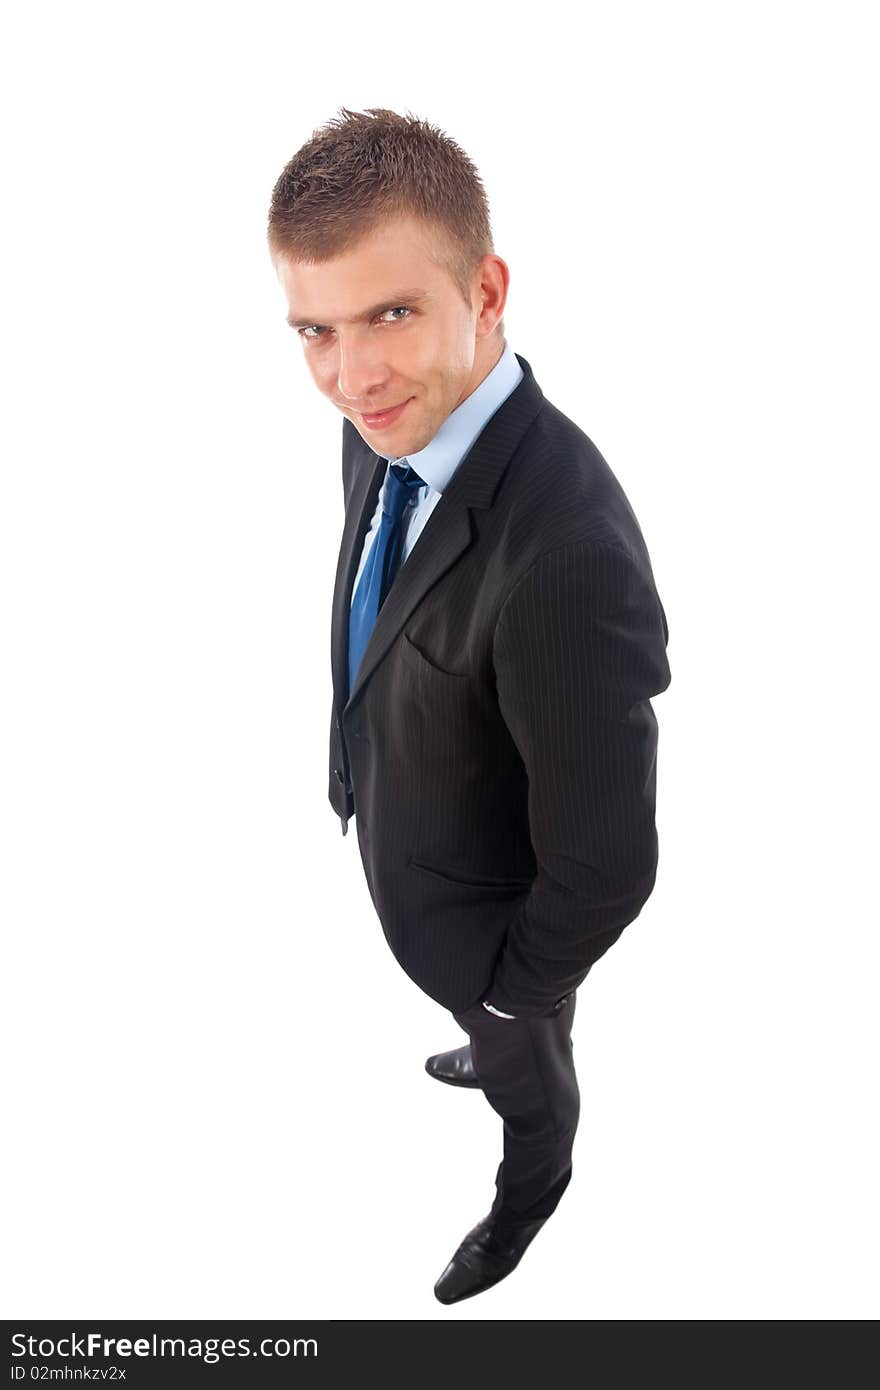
485 538 672 1017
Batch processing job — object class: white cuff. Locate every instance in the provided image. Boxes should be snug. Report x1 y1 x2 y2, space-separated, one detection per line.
482 1000 517 1019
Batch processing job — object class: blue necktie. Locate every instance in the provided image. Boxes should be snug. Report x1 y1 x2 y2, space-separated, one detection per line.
348 460 426 696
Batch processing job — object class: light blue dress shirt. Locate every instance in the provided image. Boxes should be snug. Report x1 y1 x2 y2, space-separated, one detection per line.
349 339 524 601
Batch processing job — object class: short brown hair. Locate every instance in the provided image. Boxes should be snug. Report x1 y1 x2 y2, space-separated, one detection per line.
267 106 500 327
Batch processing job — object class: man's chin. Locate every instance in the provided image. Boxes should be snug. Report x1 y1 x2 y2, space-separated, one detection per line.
356 423 429 457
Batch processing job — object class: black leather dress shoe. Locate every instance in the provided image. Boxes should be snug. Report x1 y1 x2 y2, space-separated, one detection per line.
434 1213 546 1304
424 1043 481 1088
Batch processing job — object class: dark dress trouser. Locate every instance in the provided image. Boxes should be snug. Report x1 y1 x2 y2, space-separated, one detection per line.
451 990 579 1239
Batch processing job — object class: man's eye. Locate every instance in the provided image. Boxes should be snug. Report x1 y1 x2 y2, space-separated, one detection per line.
297 306 411 341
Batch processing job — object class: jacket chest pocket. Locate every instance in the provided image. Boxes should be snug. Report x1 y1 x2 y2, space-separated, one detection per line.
397 630 471 682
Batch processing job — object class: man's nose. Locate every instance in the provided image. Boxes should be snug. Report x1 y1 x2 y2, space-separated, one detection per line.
335 343 391 404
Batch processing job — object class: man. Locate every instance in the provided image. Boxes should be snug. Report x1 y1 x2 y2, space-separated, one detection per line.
268 107 671 1305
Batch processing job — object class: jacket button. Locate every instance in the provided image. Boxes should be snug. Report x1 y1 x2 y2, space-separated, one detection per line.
334 767 344 782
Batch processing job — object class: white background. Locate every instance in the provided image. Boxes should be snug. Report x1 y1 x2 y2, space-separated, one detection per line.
2 1 877 1320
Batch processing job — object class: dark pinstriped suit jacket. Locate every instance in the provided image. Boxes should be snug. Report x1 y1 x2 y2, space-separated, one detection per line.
329 353 671 1019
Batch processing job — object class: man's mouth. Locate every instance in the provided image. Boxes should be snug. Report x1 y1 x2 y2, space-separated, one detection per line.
360 398 412 429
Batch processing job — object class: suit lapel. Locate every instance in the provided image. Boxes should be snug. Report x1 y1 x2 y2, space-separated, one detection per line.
330 437 386 715
331 352 546 715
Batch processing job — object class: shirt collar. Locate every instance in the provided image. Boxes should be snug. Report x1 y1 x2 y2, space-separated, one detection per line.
380 338 524 494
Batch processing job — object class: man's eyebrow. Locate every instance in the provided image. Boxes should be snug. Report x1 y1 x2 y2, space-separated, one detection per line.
286 289 430 329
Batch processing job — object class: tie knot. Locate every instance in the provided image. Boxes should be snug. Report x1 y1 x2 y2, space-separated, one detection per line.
390 459 425 487
384 459 425 522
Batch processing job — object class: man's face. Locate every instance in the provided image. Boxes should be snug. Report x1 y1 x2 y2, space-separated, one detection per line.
274 214 496 456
